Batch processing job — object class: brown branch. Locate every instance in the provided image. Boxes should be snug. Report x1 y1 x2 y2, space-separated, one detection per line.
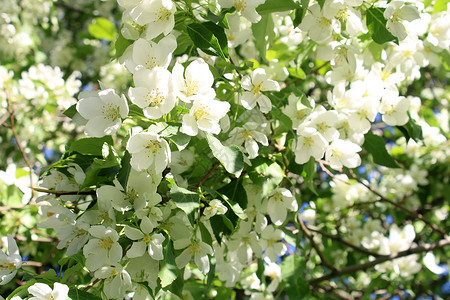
5 87 35 198
280 61 330 91
347 171 447 238
32 187 96 197
308 235 450 286
22 261 43 268
298 217 338 273
191 162 220 191
15 236 56 243
307 225 381 257
83 278 100 292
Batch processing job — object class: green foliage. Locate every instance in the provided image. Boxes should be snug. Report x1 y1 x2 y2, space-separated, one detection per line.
187 22 229 60
170 183 200 219
397 116 424 143
252 14 275 61
363 131 400 168
206 133 244 177
256 0 299 14
88 18 117 41
281 255 310 298
366 7 398 44
68 289 102 300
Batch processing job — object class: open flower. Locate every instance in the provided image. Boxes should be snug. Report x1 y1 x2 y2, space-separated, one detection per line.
219 0 265 23
129 0 176 40
293 127 328 164
76 89 128 137
181 97 230 136
0 234 22 285
266 188 298 226
83 225 122 271
241 68 280 113
28 282 69 300
174 239 213 274
124 224 165 260
127 131 171 173
228 122 269 159
384 0 420 41
172 59 215 103
129 67 176 119
125 35 176 72
94 265 132 300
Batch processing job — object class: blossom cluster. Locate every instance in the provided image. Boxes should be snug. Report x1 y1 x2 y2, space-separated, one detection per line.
1 0 449 299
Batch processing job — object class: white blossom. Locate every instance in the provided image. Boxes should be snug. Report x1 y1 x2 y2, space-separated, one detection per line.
126 131 171 172
76 89 129 137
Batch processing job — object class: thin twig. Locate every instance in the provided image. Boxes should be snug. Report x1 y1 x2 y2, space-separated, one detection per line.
83 278 100 292
307 225 381 257
280 61 331 91
308 235 450 285
347 171 447 238
5 87 35 198
32 187 96 197
298 217 338 273
191 162 220 191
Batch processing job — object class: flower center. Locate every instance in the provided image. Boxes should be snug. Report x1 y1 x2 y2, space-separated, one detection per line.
0 261 15 271
124 188 138 204
145 55 157 69
185 80 199 97
102 103 120 121
73 227 87 238
251 82 263 95
188 242 201 256
142 235 151 243
156 7 171 21
195 104 210 120
303 136 314 147
99 236 113 250
234 0 246 12
145 140 161 155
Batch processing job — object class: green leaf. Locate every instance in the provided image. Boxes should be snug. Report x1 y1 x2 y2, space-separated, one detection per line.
216 191 247 219
363 131 400 168
206 8 234 29
317 0 325 9
251 13 274 61
205 133 244 177
433 0 447 13
302 157 318 195
281 255 310 298
68 289 102 300
150 122 191 150
117 151 131 190
113 29 133 59
257 0 298 14
366 7 398 44
63 104 77 119
69 137 114 156
293 0 310 27
7 279 37 300
159 240 179 288
397 116 423 143
248 158 283 196
88 17 116 41
170 183 200 216
199 222 213 246
187 22 228 60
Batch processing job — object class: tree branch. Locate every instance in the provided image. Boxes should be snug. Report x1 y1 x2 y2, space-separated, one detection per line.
5 87 35 198
191 162 220 191
307 225 381 257
32 187 96 197
308 235 450 286
298 217 338 273
347 171 447 238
